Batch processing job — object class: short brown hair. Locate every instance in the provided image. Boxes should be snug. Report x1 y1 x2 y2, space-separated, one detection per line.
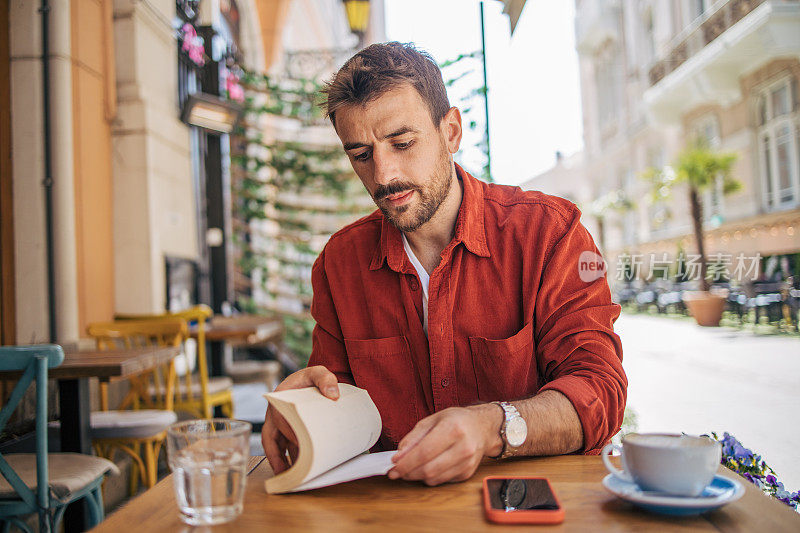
322 42 451 128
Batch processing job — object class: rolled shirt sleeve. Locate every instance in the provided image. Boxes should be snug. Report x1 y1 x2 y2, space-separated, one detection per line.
534 205 627 453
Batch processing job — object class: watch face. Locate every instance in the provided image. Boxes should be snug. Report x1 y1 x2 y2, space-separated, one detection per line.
506 416 528 447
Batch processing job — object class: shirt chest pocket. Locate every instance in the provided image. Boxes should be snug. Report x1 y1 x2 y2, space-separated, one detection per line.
343 335 419 444
469 320 537 402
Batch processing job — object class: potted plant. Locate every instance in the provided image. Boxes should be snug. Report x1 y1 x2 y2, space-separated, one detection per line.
641 139 741 326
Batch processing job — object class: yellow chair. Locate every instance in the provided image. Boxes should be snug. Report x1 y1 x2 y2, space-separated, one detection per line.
116 305 234 419
86 319 186 494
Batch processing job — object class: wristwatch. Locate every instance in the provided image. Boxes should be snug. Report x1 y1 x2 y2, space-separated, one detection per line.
491 401 527 459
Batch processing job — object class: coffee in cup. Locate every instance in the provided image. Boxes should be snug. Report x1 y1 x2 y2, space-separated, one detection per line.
602 433 721 497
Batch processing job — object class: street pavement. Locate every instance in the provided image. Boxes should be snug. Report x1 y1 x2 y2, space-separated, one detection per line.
614 312 800 491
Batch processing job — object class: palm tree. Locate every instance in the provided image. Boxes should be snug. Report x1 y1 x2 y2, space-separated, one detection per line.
588 189 635 253
641 139 740 292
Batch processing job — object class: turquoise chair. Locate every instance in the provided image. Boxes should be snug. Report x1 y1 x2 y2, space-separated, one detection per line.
0 345 118 532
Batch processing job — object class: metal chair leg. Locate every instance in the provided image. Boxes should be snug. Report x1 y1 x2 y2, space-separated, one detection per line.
85 486 105 527
38 510 50 533
52 505 67 533
3 517 34 533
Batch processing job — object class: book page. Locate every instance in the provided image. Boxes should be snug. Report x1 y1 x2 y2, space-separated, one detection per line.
290 451 396 492
265 384 383 485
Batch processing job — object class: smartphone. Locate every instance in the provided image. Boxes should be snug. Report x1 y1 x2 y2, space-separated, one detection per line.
482 476 565 524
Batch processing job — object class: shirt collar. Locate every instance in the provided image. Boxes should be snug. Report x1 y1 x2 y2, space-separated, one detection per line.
369 163 490 272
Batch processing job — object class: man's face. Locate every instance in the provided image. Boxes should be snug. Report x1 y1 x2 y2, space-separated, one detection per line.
334 84 461 233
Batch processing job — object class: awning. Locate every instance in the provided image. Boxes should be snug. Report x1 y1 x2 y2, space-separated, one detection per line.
498 0 528 35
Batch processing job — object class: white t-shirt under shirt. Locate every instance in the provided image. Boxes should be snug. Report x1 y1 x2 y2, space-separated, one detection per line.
401 234 430 335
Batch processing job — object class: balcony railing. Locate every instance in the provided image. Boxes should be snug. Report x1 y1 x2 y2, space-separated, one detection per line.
648 0 768 86
282 48 356 80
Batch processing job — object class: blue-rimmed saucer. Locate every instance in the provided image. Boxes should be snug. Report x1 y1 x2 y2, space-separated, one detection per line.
602 474 744 516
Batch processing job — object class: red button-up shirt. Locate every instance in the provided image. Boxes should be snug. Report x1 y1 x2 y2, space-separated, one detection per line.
308 165 626 453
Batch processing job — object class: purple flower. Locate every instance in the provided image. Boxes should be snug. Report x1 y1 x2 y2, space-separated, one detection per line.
766 475 777 486
742 473 754 483
732 442 753 462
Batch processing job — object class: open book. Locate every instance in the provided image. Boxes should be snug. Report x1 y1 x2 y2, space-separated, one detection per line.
263 384 396 494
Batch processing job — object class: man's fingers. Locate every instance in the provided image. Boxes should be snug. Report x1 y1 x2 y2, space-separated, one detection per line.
263 427 290 474
306 366 340 400
419 455 478 487
273 409 298 444
390 423 453 478
401 440 480 486
393 416 437 461
276 366 339 400
401 442 460 483
287 440 299 464
262 365 338 474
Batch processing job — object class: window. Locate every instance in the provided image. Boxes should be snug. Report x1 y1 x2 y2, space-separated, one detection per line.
595 43 622 129
758 76 800 211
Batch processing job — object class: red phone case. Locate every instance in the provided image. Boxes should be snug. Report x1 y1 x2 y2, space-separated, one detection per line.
482 476 565 525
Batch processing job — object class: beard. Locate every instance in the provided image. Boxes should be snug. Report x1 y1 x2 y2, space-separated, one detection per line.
373 144 453 233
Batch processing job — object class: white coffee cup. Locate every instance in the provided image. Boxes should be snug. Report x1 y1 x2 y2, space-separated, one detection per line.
602 433 721 497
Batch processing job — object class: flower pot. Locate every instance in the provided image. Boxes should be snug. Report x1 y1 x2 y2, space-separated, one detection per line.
682 291 727 327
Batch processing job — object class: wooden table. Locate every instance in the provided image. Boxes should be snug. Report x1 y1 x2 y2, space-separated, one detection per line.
54 346 182 380
197 315 284 344
55 346 181 454
92 455 800 532
191 315 283 377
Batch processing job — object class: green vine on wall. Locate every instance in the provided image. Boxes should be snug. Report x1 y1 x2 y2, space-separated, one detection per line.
230 69 372 363
439 50 491 182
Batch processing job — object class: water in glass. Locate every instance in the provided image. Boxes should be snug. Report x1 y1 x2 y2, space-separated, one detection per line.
167 419 251 525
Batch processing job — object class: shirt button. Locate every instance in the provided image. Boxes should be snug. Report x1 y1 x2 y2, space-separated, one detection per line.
410 279 419 291
441 378 449 388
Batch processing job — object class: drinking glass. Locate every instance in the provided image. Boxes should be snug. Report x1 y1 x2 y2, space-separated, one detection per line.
167 419 251 525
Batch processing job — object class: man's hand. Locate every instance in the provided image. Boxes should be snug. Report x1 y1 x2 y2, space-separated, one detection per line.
262 365 340 474
387 404 503 486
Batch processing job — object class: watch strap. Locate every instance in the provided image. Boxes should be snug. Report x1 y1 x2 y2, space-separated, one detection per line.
489 401 522 459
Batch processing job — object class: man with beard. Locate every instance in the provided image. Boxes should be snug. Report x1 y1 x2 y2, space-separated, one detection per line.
262 42 627 487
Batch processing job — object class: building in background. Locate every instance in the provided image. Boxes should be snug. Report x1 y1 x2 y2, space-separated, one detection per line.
0 0 384 347
522 0 800 283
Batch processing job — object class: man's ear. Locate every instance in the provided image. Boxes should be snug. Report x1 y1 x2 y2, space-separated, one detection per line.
440 107 462 154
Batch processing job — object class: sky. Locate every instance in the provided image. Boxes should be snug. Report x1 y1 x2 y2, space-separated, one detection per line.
384 0 583 186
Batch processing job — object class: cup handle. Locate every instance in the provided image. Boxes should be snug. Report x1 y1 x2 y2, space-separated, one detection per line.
601 443 633 483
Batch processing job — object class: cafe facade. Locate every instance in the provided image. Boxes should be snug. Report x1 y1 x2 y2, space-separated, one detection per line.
0 0 386 349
